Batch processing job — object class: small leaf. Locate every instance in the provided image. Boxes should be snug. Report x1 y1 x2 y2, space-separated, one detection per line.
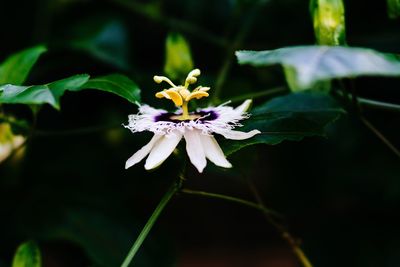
0 74 90 109
237 46 400 90
0 46 47 85
164 32 194 81
12 241 41 267
81 74 141 103
221 92 345 155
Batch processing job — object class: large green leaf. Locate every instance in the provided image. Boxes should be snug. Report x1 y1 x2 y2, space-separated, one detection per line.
81 74 141 104
12 241 41 267
221 92 345 155
0 46 47 85
0 74 90 109
236 46 400 90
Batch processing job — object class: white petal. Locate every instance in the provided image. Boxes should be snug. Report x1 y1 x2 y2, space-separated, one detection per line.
235 99 252 113
144 132 182 170
199 134 232 168
125 134 162 169
218 129 260 140
184 129 207 173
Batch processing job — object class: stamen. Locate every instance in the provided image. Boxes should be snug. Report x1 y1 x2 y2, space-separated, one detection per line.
153 75 177 87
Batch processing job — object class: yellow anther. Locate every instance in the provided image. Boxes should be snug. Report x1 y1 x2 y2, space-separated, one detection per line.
164 89 183 106
185 91 209 102
155 91 170 99
153 69 211 120
178 88 190 99
187 68 201 78
153 75 177 87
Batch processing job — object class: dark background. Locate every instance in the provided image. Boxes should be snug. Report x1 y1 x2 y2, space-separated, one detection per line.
1 0 400 266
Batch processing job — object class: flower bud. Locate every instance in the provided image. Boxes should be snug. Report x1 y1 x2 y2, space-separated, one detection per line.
310 0 346 45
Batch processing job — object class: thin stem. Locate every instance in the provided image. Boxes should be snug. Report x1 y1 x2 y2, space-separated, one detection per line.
109 0 227 47
357 97 400 112
211 0 266 103
360 116 400 158
225 86 287 104
180 188 278 217
120 182 179 267
245 177 313 267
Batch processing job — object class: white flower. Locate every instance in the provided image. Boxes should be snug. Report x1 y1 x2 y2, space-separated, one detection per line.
124 69 260 173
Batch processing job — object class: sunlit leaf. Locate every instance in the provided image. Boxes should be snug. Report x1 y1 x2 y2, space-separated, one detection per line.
0 74 90 109
0 122 25 163
164 32 194 81
236 46 400 90
12 241 41 267
81 74 141 104
221 92 345 155
0 46 47 85
310 0 346 45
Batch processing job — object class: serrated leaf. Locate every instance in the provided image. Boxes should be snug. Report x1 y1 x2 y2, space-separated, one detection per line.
164 32 194 81
236 46 400 90
221 92 345 155
12 241 41 267
0 74 90 109
81 74 141 103
0 46 47 85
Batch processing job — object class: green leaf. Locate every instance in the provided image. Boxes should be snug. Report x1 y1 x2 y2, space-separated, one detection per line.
12 241 41 267
81 74 141 104
221 92 345 155
0 46 47 85
0 74 90 109
164 32 194 81
310 0 346 45
236 46 400 90
388 0 400 19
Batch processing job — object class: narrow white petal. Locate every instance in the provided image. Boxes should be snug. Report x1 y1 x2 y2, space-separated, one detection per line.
200 135 232 168
218 129 261 140
184 129 207 173
125 134 162 169
235 99 252 113
144 132 182 170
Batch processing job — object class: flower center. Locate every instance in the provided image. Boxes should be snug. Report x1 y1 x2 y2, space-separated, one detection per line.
153 69 210 120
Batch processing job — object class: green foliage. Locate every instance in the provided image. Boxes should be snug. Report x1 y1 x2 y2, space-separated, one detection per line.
387 0 400 19
82 74 141 104
0 74 90 109
222 92 345 155
164 32 194 81
0 46 46 85
12 241 41 267
310 0 346 45
0 74 141 109
236 46 400 90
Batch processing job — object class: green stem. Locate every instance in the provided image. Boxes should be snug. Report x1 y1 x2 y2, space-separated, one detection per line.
358 97 400 112
120 183 179 267
180 188 278 217
109 0 227 47
225 86 287 104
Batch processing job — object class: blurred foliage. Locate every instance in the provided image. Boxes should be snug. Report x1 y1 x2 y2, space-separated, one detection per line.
0 0 399 267
310 0 346 45
387 0 400 19
12 241 41 267
164 32 194 82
